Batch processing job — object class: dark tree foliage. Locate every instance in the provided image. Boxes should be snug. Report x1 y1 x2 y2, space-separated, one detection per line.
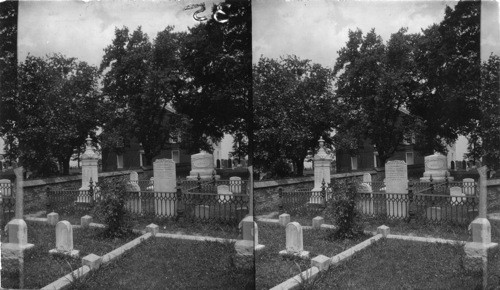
0 1 18 162
176 0 252 159
99 26 187 163
333 28 419 165
410 1 481 154
254 55 335 177
468 55 500 170
4 54 103 176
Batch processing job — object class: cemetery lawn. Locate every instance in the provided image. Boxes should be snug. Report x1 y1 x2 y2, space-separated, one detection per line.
67 237 255 290
255 222 371 290
311 238 496 289
53 213 241 239
1 222 140 289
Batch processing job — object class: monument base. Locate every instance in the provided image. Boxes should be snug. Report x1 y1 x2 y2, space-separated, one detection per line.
279 249 310 259
419 176 454 182
308 188 326 204
49 248 80 258
186 174 220 181
463 242 498 272
2 243 35 259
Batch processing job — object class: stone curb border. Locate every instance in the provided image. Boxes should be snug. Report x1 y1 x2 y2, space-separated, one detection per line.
40 232 153 290
270 234 384 290
29 219 238 290
256 217 374 235
387 234 467 245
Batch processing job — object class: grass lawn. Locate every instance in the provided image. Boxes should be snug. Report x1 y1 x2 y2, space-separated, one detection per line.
255 222 371 290
67 237 255 290
312 239 497 289
1 222 139 289
50 211 241 239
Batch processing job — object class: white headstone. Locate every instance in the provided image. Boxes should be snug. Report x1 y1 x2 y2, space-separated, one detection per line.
311 138 332 198
56 221 74 252
186 152 220 180
79 136 99 191
153 159 176 216
420 153 453 181
217 185 233 203
463 178 475 195
385 160 408 218
362 173 372 183
240 216 254 241
0 179 12 196
450 186 465 204
229 176 243 194
129 171 139 182
286 222 304 254
385 161 408 194
153 159 176 192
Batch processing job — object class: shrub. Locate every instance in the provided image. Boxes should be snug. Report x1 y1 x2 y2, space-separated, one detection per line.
324 178 363 240
92 177 133 238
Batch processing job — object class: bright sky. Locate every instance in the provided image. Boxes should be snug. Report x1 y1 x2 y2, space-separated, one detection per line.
253 0 500 68
18 0 221 67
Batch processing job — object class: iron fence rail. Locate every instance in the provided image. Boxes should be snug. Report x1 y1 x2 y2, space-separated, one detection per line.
278 180 480 225
45 178 249 225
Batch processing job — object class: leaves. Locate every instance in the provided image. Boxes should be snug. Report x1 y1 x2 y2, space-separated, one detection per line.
254 55 335 176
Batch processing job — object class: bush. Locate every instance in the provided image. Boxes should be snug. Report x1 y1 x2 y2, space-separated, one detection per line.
324 178 363 240
92 177 133 238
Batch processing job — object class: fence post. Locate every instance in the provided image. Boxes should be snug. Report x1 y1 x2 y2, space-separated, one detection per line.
278 187 283 212
429 175 434 194
212 170 216 185
321 178 326 206
175 181 184 221
197 173 202 190
89 178 94 206
407 180 415 223
45 186 51 213
444 172 449 193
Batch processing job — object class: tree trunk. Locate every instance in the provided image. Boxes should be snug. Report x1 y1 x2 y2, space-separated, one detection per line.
293 158 305 176
58 156 71 175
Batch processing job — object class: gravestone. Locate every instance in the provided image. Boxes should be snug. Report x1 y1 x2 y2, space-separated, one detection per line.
3 167 34 258
229 176 243 194
357 183 374 215
239 216 265 251
126 171 141 214
153 159 176 216
385 160 408 218
130 171 139 183
279 222 309 258
420 153 454 181
362 173 372 183
79 136 99 191
0 179 12 196
186 151 220 180
450 186 465 204
217 185 233 203
310 137 331 204
463 178 476 196
49 221 79 257
463 166 499 273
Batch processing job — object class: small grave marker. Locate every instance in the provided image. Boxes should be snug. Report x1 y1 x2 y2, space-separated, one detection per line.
50 221 79 257
279 222 309 258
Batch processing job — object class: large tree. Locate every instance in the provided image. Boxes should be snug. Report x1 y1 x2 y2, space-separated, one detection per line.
468 54 500 170
254 55 335 176
333 28 420 165
409 1 481 154
99 26 186 164
176 0 252 160
2 54 103 176
0 0 18 161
